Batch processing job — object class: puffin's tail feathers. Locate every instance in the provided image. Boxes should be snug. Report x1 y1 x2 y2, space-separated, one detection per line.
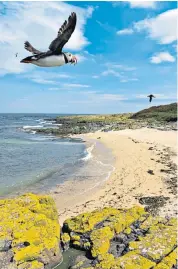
20 56 35 63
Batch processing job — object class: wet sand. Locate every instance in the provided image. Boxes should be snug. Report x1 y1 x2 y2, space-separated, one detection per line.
51 128 177 225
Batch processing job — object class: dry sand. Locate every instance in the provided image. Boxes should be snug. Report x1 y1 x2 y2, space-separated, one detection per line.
51 128 177 225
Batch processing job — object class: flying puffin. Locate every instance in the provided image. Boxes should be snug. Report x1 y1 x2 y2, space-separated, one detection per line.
20 12 77 67
147 94 155 103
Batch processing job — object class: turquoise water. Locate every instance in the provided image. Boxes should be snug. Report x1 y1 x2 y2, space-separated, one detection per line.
0 114 86 197
0 114 114 198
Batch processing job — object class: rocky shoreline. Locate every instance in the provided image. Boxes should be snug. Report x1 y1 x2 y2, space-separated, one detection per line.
31 117 177 139
0 194 177 269
30 103 177 137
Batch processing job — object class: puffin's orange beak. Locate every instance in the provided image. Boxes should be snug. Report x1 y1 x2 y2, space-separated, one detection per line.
20 59 30 63
72 55 77 65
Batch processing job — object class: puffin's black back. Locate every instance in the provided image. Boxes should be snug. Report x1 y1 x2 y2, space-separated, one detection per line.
20 56 34 63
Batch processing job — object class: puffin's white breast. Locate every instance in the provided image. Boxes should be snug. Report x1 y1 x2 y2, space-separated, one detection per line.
33 55 65 67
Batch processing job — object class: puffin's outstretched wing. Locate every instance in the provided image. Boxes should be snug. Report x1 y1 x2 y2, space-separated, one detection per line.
49 12 77 55
24 41 43 55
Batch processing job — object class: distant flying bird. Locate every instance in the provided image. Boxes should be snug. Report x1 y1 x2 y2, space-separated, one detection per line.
20 12 77 67
15 53 18 57
147 94 155 103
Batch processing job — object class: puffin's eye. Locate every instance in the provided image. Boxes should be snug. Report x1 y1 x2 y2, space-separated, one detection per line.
69 54 71 56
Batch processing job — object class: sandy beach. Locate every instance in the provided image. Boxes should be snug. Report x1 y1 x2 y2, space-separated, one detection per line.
51 128 177 225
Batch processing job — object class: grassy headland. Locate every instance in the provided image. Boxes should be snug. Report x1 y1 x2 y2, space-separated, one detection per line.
131 102 177 122
34 103 177 136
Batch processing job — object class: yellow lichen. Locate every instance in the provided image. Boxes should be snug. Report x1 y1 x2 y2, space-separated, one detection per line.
140 215 164 230
129 221 177 261
61 233 70 243
124 227 132 235
64 207 121 233
84 242 91 249
64 207 177 269
18 260 44 269
73 241 81 246
64 206 146 235
112 206 146 234
154 248 177 268
115 251 156 269
95 253 115 269
70 234 81 241
0 193 61 267
90 226 114 257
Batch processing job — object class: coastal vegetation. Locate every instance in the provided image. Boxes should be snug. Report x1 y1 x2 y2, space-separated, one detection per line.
34 103 177 137
131 103 177 122
55 103 177 124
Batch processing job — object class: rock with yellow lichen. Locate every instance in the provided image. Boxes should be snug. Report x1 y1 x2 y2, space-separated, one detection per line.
63 206 146 252
63 206 177 269
115 251 156 269
154 248 177 269
129 218 177 262
0 193 62 269
61 233 70 251
63 207 121 234
90 227 114 258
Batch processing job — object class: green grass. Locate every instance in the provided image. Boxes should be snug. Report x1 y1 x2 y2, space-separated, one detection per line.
56 113 133 123
131 103 177 122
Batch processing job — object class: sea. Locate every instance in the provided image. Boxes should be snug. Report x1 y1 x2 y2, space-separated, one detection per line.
0 113 114 198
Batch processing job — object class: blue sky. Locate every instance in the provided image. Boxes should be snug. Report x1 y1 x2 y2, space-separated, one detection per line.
0 1 177 113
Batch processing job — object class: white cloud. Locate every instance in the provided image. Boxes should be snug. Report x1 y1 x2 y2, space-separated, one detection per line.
128 1 157 9
102 69 122 78
113 1 157 9
120 79 128 83
116 9 177 45
75 54 87 63
120 78 138 83
134 9 178 44
130 78 139 81
92 75 99 79
24 71 72 84
30 71 71 79
96 20 116 33
79 90 98 95
31 78 57 85
74 50 96 63
117 28 134 35
63 83 90 88
150 52 175 64
0 2 94 75
101 94 127 101
83 50 96 62
69 91 127 103
102 66 138 82
48 88 61 91
105 63 136 71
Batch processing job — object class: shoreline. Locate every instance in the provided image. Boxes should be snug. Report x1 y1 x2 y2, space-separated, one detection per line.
52 128 177 225
50 137 116 225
